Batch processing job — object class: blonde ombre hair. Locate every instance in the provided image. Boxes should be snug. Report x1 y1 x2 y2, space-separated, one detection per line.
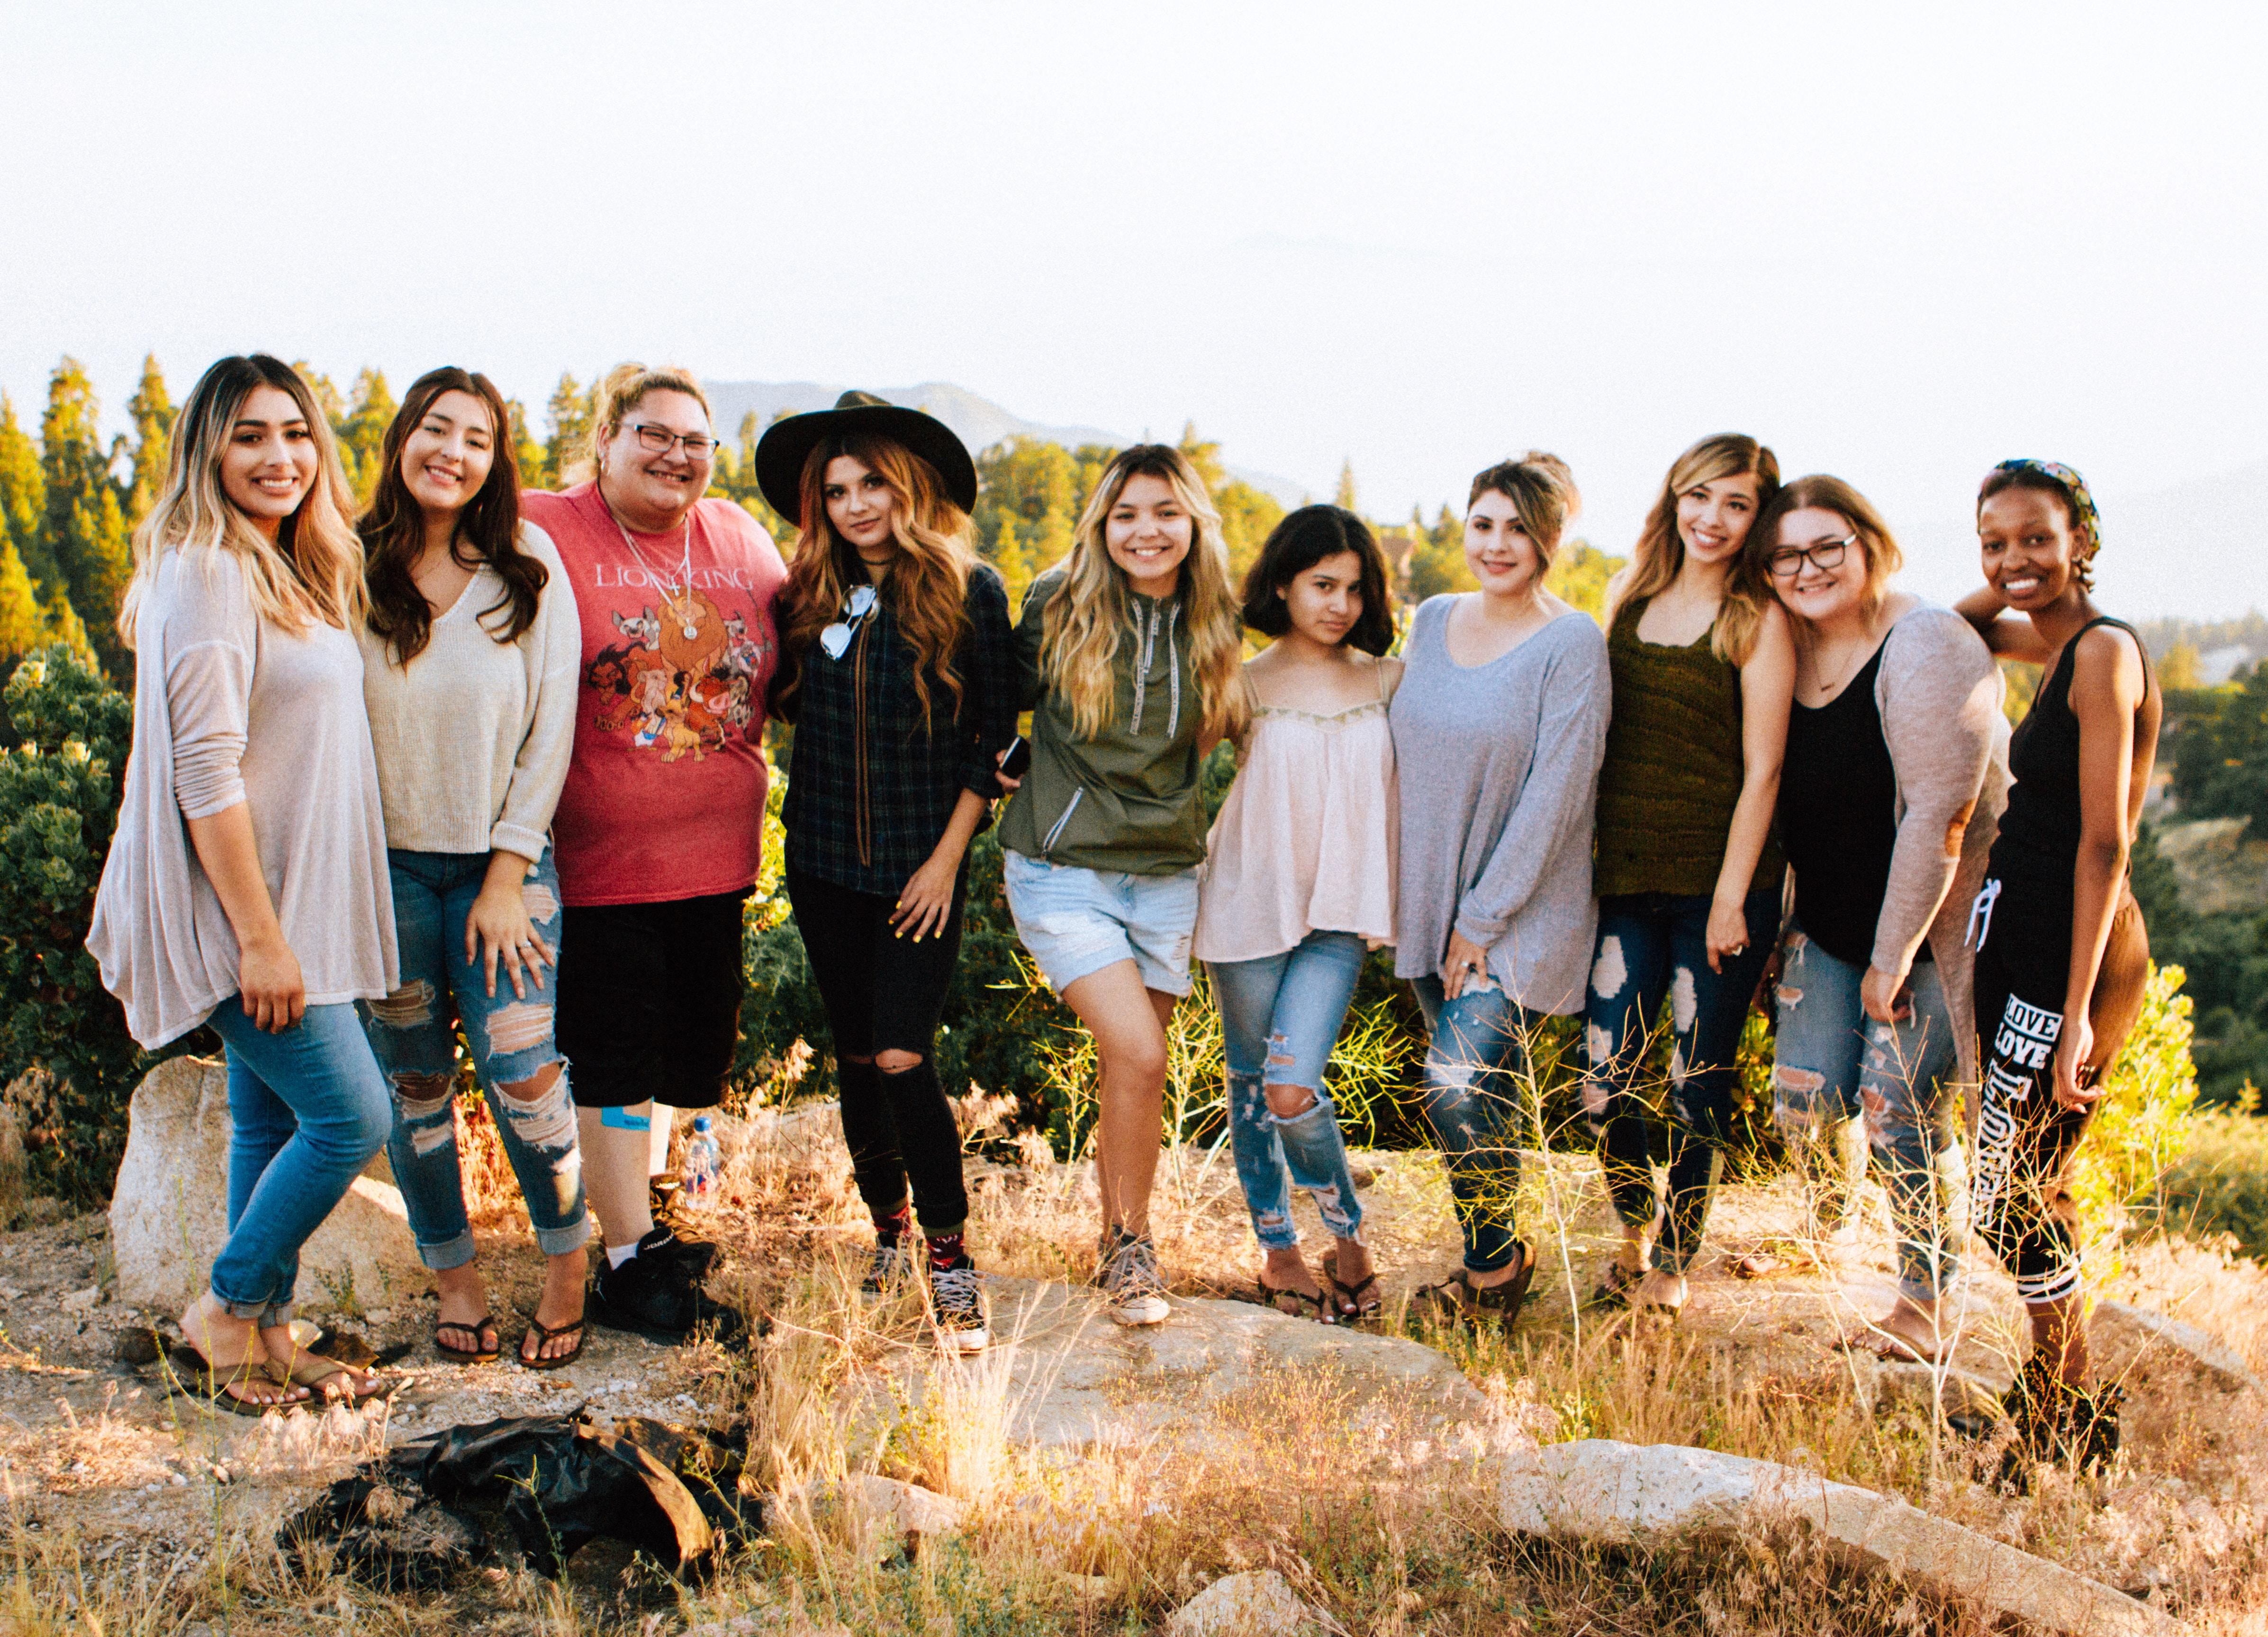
1603 432 1781 665
1038 444 1247 744
119 354 364 649
564 362 713 484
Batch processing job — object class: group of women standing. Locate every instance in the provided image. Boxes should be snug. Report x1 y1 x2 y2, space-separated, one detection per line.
86 355 2158 1466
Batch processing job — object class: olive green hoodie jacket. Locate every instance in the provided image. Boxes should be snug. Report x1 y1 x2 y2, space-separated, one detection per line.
995 566 1208 874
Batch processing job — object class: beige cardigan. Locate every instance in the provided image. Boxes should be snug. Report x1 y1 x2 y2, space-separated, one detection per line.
1865 604 2012 1085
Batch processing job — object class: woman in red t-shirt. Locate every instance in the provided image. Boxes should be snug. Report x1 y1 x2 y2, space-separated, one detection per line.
523 363 786 1342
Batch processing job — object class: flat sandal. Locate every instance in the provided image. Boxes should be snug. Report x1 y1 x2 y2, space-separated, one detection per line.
518 1313 588 1370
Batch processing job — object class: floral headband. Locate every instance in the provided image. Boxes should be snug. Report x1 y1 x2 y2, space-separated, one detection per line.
1989 458 2101 557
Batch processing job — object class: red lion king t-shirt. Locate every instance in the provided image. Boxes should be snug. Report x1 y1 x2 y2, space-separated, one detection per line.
523 484 786 907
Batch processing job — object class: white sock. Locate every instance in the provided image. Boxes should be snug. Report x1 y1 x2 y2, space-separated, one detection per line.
607 1241 640 1268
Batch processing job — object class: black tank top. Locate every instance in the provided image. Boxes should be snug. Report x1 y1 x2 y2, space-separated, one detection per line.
1778 641 1919 969
1989 616 2156 900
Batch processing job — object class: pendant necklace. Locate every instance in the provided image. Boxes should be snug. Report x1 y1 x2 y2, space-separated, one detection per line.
603 496 699 638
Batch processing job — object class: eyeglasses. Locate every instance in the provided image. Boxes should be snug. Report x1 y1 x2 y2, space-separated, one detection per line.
819 585 877 660
1766 536 1856 579
632 423 718 460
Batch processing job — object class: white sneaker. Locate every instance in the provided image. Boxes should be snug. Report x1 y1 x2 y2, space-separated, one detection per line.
1101 1233 1170 1327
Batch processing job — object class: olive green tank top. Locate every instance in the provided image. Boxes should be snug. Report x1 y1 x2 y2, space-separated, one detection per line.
1592 596 1784 900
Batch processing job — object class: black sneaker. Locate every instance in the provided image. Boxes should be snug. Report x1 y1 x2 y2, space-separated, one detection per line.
646 1186 720 1275
1997 1354 2124 1488
589 1228 741 1344
927 1260 989 1354
862 1236 916 1300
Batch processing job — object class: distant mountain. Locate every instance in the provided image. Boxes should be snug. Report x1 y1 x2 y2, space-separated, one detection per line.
702 378 1315 511
2096 458 2268 623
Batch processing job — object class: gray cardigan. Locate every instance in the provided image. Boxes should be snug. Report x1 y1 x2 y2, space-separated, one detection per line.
1864 603 2011 1086
1391 598 1611 1015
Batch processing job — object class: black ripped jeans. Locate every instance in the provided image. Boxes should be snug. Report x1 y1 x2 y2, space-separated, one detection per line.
785 865 970 1235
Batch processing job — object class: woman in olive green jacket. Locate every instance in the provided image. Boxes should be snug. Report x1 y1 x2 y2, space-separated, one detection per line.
998 443 1246 1327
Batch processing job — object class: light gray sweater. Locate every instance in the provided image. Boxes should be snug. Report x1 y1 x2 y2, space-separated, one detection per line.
1865 603 2011 1086
356 523 580 860
89 547 398 1047
1391 597 1612 1016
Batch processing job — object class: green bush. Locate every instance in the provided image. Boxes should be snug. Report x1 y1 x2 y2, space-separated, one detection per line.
2158 1094 2268 1258
0 645 194 1202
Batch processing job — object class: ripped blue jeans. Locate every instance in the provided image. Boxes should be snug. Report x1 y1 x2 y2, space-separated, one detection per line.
358 849 588 1269
1771 929 1962 1303
1208 932 1369 1252
1410 973 1534 1273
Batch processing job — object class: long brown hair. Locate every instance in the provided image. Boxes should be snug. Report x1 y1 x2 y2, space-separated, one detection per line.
120 354 364 649
361 367 547 666
1603 433 1781 664
1038 444 1247 744
769 432 975 723
1750 474 1904 623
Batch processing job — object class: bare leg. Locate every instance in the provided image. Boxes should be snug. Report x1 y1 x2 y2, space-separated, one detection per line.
176 1291 307 1408
495 1062 587 1364
578 1100 656 1254
1060 963 1176 1241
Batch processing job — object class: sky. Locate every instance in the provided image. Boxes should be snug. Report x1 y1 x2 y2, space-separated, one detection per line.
4 1 2265 607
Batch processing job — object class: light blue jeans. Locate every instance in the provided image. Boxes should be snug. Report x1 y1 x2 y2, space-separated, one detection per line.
1770 928 1963 1302
1410 973 1533 1273
207 1001 393 1325
1207 931 1369 1251
1002 850 1202 996
358 850 588 1270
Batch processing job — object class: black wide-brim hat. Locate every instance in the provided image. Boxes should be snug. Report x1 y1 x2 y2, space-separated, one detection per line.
753 390 980 525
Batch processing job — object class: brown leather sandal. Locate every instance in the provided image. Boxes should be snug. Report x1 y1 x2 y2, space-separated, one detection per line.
1416 1241 1536 1330
1321 1248 1383 1321
517 1313 588 1370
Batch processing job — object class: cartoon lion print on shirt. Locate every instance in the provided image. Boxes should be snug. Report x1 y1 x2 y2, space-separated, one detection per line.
586 594 768 763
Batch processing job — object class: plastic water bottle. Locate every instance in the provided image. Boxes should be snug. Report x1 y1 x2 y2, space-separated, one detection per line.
681 1115 720 1210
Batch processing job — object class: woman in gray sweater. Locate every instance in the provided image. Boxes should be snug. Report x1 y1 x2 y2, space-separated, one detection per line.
1747 476 2007 1363
1392 453 1611 1327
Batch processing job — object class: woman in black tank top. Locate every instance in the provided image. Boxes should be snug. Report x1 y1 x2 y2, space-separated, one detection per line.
1955 459 2161 1475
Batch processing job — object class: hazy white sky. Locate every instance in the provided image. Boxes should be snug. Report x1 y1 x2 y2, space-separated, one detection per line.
5 1 2264 603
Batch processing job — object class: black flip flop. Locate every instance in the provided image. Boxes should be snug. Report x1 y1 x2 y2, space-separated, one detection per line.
1251 1277 1333 1322
1584 1259 1640 1312
517 1313 588 1371
434 1314 500 1365
1321 1249 1383 1321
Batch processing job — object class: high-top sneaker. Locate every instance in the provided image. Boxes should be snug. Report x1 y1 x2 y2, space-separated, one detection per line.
862 1235 916 1300
928 1260 990 1354
589 1226 740 1344
1998 1352 2124 1488
1098 1231 1169 1327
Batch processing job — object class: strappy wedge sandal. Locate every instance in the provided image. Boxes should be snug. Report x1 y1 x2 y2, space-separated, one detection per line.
163 1344 309 1417
434 1314 500 1365
271 1349 401 1408
1416 1240 1537 1331
1584 1259 1641 1312
1321 1249 1383 1322
517 1313 588 1371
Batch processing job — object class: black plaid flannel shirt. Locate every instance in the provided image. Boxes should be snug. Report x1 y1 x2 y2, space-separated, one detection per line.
781 563 1019 896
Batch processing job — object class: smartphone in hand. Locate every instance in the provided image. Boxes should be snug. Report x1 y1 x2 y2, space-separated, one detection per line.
999 736 1032 780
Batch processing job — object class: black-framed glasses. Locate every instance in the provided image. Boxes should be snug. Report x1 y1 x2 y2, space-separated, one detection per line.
632 423 718 460
1766 536 1856 579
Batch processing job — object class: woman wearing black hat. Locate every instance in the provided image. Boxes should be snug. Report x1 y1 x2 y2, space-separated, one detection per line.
760 393 1017 1353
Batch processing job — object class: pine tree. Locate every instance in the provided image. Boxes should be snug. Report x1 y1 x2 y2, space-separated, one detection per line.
545 373 592 485
508 398 549 491
39 360 127 674
336 368 397 505
1334 459 1360 514
1216 479 1286 585
0 533 52 666
1177 422 1227 492
124 355 174 523
41 584 93 666
0 396 55 594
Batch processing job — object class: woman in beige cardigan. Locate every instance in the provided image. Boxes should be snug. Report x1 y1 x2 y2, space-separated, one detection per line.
1740 475 2008 1364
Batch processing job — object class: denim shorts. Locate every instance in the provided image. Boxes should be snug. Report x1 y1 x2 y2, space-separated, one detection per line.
1001 850 1201 996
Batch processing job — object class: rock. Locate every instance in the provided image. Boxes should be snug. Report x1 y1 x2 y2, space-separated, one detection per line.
60 1285 101 1313
896 1275 1488 1455
1166 1569 1314 1636
108 1057 430 1313
2094 1300 2268 1399
1498 1439 2172 1636
784 1474 964 1552
0 1080 27 1227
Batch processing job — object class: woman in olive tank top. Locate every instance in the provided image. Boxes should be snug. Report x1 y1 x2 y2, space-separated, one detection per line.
1583 434 1793 1316
1954 459 2160 1474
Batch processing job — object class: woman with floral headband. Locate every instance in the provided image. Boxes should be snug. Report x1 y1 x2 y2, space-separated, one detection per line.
1954 459 2160 1474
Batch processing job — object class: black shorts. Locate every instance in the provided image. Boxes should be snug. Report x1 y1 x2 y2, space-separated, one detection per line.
555 889 750 1109
1970 883 2149 1305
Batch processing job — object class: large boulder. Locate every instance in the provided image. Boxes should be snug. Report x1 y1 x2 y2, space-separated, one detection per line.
1498 1439 2171 1636
1166 1569 1316 1636
108 1056 430 1313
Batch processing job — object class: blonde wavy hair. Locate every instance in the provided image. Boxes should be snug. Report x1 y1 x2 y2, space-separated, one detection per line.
119 354 364 649
771 432 975 724
1602 432 1781 665
1037 444 1247 744
564 362 713 485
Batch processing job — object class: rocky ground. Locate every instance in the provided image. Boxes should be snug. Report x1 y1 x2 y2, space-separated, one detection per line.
3 1070 2265 1632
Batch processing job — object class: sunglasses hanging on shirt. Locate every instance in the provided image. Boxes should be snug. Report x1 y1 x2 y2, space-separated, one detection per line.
819 585 878 661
